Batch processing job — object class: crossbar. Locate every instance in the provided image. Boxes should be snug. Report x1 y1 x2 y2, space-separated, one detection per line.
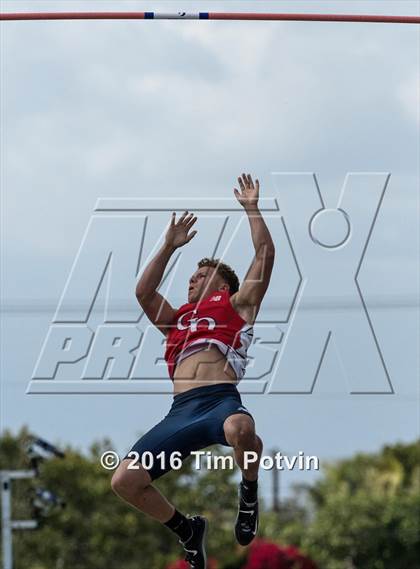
1 11 419 24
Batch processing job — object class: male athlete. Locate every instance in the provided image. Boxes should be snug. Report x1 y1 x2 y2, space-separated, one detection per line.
111 174 275 568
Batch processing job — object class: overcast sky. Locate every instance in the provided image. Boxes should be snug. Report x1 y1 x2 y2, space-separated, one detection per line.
1 0 419 504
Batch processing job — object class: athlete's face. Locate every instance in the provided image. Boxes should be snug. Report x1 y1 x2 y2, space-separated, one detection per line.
188 266 228 303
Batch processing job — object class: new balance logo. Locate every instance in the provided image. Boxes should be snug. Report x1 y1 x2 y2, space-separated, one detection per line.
209 295 222 302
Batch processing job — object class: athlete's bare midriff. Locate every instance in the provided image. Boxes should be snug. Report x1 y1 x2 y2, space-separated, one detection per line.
172 343 238 394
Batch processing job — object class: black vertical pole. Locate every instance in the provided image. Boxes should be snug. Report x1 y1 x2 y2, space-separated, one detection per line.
272 449 280 512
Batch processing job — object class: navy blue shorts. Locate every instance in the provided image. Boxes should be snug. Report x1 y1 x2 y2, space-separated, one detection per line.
124 383 254 480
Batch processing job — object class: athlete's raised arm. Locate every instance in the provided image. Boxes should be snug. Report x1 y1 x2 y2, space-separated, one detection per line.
230 174 275 324
136 211 198 335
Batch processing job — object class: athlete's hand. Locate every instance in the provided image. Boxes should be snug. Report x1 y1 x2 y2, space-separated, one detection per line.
234 173 259 211
165 211 198 249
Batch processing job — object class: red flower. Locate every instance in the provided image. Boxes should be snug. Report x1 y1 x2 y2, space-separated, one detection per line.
166 541 316 569
166 561 189 569
244 539 291 569
283 544 318 569
243 539 318 569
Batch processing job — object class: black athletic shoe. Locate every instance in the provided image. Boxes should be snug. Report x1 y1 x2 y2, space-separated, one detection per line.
234 485 259 545
179 515 208 569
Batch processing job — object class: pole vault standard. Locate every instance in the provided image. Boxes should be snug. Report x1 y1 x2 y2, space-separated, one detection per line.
1 12 420 24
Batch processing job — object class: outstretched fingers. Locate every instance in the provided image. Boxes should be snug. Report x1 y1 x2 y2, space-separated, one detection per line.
186 215 197 229
239 173 257 190
172 211 196 225
186 230 197 242
182 212 195 225
176 210 189 225
246 173 255 189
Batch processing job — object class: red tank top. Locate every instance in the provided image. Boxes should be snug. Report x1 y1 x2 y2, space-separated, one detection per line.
164 289 253 381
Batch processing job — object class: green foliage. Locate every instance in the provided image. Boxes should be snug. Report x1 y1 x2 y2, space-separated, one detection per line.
1 428 418 569
0 428 244 569
298 441 420 569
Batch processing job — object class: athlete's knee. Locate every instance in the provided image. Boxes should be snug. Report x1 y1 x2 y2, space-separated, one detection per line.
224 414 256 447
111 459 151 498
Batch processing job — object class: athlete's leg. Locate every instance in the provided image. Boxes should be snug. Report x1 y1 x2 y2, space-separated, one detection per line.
223 413 263 480
223 412 262 545
112 460 207 567
111 459 175 523
112 413 210 569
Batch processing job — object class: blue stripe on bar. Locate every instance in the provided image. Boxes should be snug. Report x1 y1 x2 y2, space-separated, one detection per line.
144 12 154 19
199 12 209 19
